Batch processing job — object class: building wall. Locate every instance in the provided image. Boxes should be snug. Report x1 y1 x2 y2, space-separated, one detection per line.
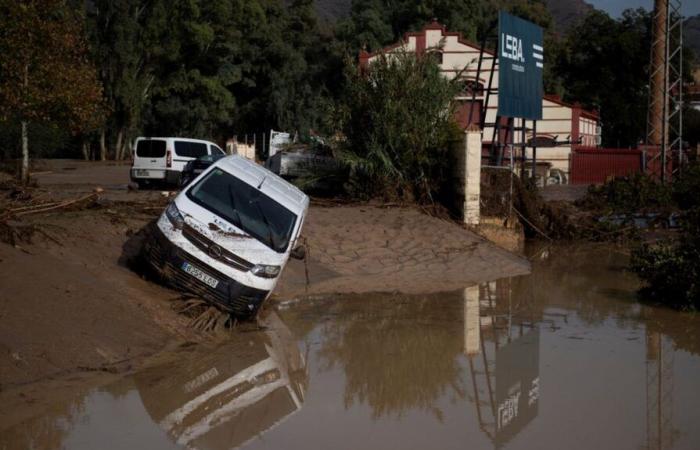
362 22 601 180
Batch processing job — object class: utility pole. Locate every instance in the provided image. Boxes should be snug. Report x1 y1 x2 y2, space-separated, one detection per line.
645 0 684 182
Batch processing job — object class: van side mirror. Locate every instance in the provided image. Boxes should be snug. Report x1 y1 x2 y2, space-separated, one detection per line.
290 245 306 260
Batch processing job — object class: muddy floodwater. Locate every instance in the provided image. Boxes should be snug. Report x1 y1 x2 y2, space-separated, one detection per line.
3 244 700 450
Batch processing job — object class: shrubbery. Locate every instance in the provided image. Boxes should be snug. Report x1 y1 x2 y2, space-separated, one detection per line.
576 173 673 214
629 165 700 309
337 50 462 203
631 209 700 309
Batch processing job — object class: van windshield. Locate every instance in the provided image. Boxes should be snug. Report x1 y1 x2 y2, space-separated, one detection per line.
186 168 297 253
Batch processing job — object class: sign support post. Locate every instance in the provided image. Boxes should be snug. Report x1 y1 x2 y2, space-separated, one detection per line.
497 11 544 181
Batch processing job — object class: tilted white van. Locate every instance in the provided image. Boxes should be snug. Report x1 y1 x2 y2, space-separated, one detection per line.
131 137 226 187
144 155 309 318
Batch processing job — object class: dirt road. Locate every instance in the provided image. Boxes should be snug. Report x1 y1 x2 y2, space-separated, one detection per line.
0 160 529 392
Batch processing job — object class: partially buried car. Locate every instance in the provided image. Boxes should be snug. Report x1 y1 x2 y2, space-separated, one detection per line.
180 153 227 187
144 155 309 318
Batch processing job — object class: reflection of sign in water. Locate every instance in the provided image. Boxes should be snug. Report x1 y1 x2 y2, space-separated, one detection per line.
495 329 540 446
497 11 544 120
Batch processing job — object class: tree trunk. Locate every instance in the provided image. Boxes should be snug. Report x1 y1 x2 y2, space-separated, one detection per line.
115 128 124 160
100 129 107 161
21 120 29 184
81 140 90 160
20 65 30 184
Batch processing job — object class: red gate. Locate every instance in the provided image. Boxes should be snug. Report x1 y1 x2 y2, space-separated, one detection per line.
570 147 643 185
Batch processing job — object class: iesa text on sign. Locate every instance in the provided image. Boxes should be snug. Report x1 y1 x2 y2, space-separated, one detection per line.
497 11 544 121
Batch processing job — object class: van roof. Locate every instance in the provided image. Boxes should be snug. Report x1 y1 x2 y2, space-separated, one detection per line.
215 155 309 214
135 137 215 144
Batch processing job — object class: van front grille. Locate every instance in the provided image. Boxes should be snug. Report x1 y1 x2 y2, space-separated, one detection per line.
146 226 268 317
182 224 254 272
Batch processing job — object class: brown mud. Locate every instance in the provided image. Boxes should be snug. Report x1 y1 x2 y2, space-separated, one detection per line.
0 161 529 398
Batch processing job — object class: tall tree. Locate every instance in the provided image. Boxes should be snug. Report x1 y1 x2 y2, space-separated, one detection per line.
0 0 103 181
86 0 160 160
555 9 651 147
143 0 239 138
340 50 461 202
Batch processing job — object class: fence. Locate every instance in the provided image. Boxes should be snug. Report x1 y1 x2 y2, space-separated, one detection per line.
569 147 643 185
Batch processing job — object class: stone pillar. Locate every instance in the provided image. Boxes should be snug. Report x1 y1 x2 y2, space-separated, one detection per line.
461 128 482 225
464 285 480 356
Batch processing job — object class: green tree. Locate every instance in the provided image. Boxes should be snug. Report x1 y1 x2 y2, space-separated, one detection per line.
143 0 238 138
232 0 339 134
339 49 461 202
554 9 650 147
0 0 104 181
86 0 163 160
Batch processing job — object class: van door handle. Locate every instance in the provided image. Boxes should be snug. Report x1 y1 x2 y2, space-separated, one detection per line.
151 160 156 163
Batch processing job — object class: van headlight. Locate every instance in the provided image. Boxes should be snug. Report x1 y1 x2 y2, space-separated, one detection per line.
251 264 281 278
165 202 184 229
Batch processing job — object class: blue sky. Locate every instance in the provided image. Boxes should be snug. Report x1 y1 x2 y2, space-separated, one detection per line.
586 0 700 18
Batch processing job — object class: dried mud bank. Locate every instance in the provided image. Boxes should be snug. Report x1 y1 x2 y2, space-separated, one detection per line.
276 205 530 298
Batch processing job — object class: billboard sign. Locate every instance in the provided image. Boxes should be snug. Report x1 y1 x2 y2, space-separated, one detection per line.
497 11 544 120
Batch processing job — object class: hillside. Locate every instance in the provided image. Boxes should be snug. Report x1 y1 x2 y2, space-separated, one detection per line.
308 0 699 61
543 0 593 31
313 0 350 21
310 0 594 31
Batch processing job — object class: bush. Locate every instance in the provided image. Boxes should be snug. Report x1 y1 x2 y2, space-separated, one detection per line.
338 49 462 203
576 173 673 214
630 208 700 309
672 163 700 211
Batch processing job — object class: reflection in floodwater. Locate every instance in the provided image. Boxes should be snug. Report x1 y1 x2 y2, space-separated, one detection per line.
465 282 540 448
313 279 542 448
316 293 466 420
135 312 308 449
0 311 308 450
646 331 679 450
2 244 700 450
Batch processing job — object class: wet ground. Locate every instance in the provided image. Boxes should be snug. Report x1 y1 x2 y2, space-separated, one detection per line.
2 243 700 450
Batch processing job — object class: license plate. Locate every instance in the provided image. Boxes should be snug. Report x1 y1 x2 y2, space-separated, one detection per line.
181 262 219 288
135 169 150 177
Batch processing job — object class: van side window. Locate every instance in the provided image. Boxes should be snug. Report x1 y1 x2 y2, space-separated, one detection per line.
174 141 208 158
211 145 225 155
135 140 166 158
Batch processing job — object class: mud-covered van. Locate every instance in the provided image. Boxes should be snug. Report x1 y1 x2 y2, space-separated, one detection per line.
144 155 309 318
131 137 226 187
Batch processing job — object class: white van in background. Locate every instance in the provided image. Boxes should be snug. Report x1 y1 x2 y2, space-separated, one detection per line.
131 137 226 187
144 155 309 318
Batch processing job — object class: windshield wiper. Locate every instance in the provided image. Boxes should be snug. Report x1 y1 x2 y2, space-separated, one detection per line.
227 184 244 227
252 198 277 250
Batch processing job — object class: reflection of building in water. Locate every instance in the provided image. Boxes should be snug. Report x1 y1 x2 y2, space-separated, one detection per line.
464 279 542 449
135 312 307 450
646 331 676 450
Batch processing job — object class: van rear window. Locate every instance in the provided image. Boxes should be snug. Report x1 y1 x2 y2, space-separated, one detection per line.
136 140 166 158
175 141 208 158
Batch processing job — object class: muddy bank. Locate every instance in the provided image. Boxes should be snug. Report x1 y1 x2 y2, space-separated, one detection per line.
277 205 529 297
0 161 529 392
0 203 196 389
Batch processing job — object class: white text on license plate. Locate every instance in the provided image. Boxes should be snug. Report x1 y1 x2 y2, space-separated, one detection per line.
181 262 219 288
